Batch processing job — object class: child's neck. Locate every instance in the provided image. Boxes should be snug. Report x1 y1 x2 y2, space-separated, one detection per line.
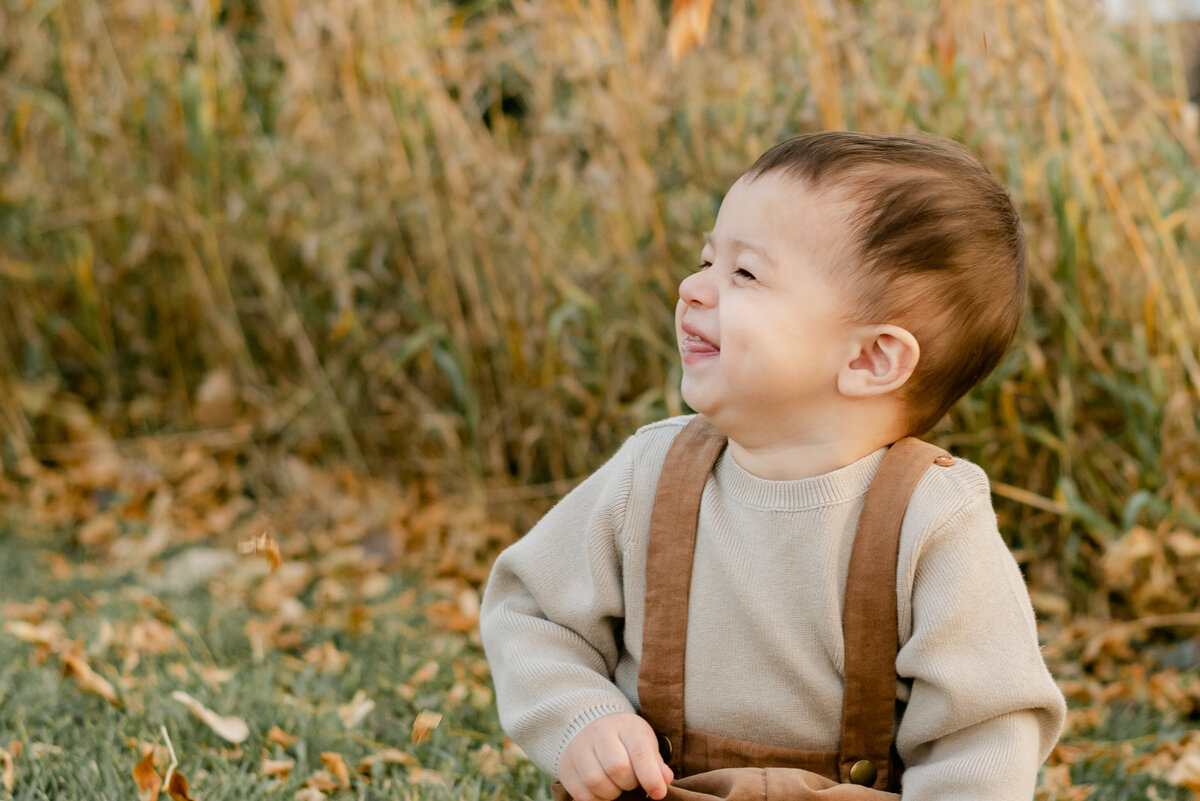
719 407 909 481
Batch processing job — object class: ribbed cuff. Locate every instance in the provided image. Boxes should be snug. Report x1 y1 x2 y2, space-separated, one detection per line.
553 704 636 775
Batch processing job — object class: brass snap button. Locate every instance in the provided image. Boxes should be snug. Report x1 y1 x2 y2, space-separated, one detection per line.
933 455 954 467
655 732 673 762
848 759 877 786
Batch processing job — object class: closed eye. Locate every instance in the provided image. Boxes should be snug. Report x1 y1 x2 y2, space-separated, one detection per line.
734 267 756 281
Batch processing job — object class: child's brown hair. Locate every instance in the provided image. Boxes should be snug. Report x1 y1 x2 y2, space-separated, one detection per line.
745 130 1026 434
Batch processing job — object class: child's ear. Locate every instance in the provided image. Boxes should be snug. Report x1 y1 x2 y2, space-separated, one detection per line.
837 325 920 398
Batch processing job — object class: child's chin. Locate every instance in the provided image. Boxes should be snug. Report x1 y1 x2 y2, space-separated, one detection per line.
679 384 715 417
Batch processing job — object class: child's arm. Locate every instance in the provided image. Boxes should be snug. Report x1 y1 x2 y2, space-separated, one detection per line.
480 438 663 791
893 468 1066 800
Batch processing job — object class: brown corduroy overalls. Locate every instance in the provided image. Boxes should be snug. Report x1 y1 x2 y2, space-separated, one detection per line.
554 417 954 801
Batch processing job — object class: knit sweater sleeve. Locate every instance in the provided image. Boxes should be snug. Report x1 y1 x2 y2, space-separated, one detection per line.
894 464 1067 801
479 437 640 775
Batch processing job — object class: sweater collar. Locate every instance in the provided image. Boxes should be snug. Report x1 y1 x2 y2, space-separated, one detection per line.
712 445 887 510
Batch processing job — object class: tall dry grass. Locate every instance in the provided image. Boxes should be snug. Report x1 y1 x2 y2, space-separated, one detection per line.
1 0 1198 609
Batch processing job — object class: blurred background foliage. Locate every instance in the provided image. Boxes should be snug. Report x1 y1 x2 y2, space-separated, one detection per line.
1 0 1199 615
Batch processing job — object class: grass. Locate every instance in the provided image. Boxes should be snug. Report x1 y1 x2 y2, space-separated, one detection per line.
0 522 554 801
4 511 1200 800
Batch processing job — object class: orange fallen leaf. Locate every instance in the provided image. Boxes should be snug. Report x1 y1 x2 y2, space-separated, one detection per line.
1 745 15 794
238 531 282 573
425 599 477 633
409 766 444 785
320 753 350 788
408 660 439 685
132 749 162 801
319 753 348 786
61 652 120 706
166 771 195 801
171 690 249 743
357 748 414 772
411 710 443 745
261 758 294 779
267 726 298 749
472 743 502 778
5 620 66 648
666 0 715 62
305 771 340 792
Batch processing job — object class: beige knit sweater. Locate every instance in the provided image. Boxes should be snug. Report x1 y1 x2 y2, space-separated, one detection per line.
480 416 1066 800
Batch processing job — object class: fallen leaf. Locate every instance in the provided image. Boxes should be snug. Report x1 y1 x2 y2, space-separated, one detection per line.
261 758 294 779
0 745 14 794
238 531 282 573
411 710 443 745
1168 749 1200 790
409 766 444 785
408 660 439 685
171 690 249 743
129 619 177 654
5 620 66 648
267 726 298 749
320 752 350 788
294 787 326 801
305 771 339 792
61 652 120 706
472 743 502 778
302 642 347 674
358 748 414 772
337 692 374 729
166 770 196 801
132 749 162 801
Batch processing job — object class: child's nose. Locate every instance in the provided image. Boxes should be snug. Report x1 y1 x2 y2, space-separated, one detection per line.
679 269 716 307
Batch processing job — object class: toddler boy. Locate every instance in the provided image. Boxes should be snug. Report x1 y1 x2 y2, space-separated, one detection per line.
480 131 1066 801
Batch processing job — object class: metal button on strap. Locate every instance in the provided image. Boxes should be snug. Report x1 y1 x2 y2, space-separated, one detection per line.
933 455 954 467
656 732 673 763
848 759 878 787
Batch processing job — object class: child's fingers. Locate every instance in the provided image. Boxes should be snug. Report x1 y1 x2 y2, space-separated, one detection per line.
620 725 671 800
560 752 623 801
592 737 640 791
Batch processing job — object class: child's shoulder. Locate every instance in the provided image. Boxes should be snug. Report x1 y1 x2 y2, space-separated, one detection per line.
913 447 991 497
902 446 997 546
631 413 697 438
619 414 698 471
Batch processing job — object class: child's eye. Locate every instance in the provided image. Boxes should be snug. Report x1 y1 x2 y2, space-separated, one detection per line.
694 261 712 271
734 268 757 281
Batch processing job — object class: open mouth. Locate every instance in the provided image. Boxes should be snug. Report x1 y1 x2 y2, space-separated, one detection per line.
680 330 719 356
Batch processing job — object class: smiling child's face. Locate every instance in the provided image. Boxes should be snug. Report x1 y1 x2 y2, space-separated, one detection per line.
675 171 862 438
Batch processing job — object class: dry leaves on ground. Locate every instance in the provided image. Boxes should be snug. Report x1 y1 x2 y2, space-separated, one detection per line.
62 652 120 706
170 691 249 744
411 710 443 745
1 744 17 794
132 749 163 801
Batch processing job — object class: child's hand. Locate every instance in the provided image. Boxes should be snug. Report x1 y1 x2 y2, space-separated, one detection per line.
558 713 674 801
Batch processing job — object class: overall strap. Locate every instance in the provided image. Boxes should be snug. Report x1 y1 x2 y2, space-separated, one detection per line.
838 436 952 790
638 416 727 776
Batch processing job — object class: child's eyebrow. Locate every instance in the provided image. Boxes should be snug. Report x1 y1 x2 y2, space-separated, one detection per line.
702 233 777 267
